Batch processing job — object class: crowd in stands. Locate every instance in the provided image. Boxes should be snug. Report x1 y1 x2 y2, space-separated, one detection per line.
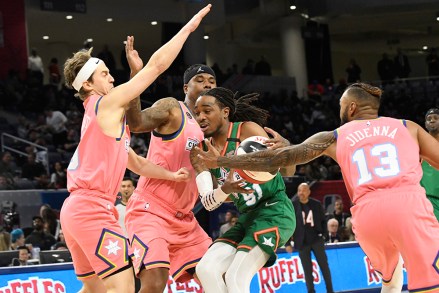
0 203 68 266
1 46 438 250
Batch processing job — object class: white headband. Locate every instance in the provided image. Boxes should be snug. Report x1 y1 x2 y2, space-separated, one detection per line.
72 57 101 91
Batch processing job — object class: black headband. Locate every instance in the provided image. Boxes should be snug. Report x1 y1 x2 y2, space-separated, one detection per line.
183 65 216 84
426 108 439 119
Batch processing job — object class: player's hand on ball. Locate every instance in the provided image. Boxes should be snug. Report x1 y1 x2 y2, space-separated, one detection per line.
195 139 220 168
264 127 290 150
221 169 254 195
173 167 190 182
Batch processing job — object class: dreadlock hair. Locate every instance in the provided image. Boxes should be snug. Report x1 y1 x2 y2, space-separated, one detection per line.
201 87 269 127
346 82 382 110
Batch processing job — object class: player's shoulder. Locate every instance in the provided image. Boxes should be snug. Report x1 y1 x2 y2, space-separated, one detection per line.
240 121 268 141
153 97 180 109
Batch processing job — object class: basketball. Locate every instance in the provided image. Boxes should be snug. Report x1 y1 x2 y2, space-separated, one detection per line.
235 136 278 184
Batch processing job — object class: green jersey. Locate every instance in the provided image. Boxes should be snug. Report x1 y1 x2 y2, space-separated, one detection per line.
421 160 439 197
421 160 439 221
210 122 288 214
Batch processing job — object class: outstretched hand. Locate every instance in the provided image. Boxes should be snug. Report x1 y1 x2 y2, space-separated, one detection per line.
185 4 212 33
125 36 143 75
264 127 290 150
222 169 254 195
194 139 220 169
172 167 190 182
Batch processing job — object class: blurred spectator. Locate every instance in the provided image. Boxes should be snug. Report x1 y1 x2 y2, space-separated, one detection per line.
335 78 348 95
98 44 116 73
325 218 340 244
28 48 44 86
0 152 18 178
25 216 56 251
21 153 48 188
393 48 410 79
11 246 30 266
211 62 225 84
219 210 238 237
116 178 135 237
44 108 68 147
377 53 395 85
48 57 61 87
52 241 68 250
10 229 25 250
341 217 355 242
345 59 361 83
130 134 148 157
326 199 351 229
49 161 67 189
254 56 271 75
242 59 254 75
308 80 324 101
426 48 439 81
0 229 11 251
40 205 61 239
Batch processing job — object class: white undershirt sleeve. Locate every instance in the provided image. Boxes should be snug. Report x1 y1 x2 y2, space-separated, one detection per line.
196 171 230 211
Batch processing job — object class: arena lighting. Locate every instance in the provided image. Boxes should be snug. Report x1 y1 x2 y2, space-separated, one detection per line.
203 35 209 40
151 21 158 25
290 5 296 10
106 18 113 22
86 38 93 42
43 36 49 40
423 46 428 50
66 15 73 20
437 12 439 21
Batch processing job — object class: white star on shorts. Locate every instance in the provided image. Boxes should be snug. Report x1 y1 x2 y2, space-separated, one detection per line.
262 236 274 247
105 240 121 256
133 248 141 260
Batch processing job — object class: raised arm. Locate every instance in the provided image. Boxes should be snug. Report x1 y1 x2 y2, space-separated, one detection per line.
197 131 337 171
101 4 211 111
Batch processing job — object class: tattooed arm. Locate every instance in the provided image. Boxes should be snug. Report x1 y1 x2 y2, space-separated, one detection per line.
126 97 180 133
197 131 337 171
124 35 179 133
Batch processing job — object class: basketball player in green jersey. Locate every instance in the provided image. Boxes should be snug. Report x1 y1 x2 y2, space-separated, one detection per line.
421 108 439 221
190 87 296 293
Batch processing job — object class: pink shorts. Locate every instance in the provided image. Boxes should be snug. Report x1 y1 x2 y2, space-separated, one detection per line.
125 192 212 282
60 193 131 279
351 186 439 292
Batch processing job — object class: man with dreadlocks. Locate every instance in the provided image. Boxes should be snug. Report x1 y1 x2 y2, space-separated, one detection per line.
197 83 439 293
190 87 295 293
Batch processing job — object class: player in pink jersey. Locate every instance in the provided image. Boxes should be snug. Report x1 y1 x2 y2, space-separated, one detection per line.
124 61 217 291
197 82 439 293
60 5 211 293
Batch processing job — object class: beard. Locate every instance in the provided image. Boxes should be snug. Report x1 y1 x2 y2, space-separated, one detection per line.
340 108 349 126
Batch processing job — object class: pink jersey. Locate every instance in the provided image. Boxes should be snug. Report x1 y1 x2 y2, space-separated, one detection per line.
335 117 422 204
67 95 130 202
135 102 203 214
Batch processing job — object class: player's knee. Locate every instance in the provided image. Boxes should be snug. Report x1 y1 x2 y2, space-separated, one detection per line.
139 279 166 293
224 268 240 288
196 257 211 279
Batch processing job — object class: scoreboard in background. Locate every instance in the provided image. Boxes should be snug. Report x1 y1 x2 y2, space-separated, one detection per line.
40 0 86 13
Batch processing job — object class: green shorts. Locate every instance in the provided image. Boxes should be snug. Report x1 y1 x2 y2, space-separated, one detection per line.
216 195 296 267
427 194 439 221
